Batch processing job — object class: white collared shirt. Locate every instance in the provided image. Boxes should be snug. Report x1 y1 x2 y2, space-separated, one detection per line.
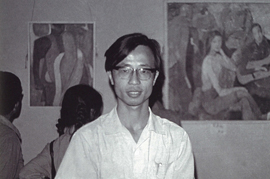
55 107 194 179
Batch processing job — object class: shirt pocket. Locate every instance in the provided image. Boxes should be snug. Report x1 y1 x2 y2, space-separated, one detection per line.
152 148 171 179
154 162 168 179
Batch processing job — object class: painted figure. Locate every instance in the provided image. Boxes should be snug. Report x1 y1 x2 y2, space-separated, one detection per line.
201 31 262 120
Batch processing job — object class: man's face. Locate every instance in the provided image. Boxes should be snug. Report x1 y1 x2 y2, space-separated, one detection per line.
107 45 159 108
252 26 263 45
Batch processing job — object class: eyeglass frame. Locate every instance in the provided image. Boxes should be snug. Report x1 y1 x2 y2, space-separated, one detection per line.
112 66 157 80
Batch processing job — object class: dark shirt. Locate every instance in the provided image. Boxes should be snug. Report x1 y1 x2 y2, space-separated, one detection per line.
249 36 270 61
238 36 270 76
238 36 270 101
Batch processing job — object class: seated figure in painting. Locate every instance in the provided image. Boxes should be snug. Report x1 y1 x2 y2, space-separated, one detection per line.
235 23 270 114
190 30 262 120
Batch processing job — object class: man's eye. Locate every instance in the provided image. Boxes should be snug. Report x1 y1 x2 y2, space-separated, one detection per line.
120 68 130 73
140 69 149 74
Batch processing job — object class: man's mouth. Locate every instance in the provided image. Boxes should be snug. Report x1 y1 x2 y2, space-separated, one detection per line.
127 91 142 97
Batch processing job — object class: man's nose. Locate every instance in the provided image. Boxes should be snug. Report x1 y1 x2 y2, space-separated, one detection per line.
128 69 140 84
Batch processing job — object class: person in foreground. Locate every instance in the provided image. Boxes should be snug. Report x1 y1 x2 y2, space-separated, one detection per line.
0 71 24 179
20 84 103 179
55 33 194 179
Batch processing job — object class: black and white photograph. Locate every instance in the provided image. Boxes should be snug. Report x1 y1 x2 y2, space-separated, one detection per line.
1 1 270 179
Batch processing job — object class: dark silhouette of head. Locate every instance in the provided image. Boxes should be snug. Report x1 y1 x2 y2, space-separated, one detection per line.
56 84 103 136
0 71 23 121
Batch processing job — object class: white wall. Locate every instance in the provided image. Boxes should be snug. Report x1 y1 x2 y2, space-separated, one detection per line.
1 0 269 178
182 121 270 179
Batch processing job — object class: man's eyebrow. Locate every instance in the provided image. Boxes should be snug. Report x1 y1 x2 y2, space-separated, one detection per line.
116 63 151 67
116 64 130 67
137 64 154 69
139 64 151 67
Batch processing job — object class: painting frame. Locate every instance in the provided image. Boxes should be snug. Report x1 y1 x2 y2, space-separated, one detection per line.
164 1 270 120
28 21 95 107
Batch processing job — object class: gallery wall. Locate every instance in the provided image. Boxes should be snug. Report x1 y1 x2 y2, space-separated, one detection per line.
1 0 269 178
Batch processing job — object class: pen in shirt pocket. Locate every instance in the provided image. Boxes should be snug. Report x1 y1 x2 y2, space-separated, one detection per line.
155 162 165 177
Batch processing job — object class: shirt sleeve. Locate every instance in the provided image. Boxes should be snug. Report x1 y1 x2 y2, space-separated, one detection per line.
0 132 23 179
173 131 195 179
55 131 98 179
19 143 51 179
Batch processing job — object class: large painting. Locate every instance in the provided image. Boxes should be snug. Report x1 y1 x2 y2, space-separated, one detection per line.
165 3 270 120
29 22 95 106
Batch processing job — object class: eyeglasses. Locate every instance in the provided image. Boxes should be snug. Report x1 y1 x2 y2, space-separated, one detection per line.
113 66 157 80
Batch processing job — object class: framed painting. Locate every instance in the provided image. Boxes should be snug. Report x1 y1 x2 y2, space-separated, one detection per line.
164 2 270 120
28 22 95 106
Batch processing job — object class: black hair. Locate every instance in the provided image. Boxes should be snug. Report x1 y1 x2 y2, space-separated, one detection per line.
0 71 22 115
56 84 103 136
251 23 262 33
149 61 165 108
205 30 223 56
104 33 162 72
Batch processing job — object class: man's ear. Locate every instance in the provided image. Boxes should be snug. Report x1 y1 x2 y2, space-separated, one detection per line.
107 71 114 85
153 71 159 86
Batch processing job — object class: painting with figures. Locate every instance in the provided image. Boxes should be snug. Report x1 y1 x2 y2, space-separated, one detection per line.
29 22 95 106
165 2 270 120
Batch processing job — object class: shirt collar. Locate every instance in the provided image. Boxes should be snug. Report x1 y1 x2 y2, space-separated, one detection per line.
148 107 165 135
104 106 165 135
0 115 21 140
103 107 123 135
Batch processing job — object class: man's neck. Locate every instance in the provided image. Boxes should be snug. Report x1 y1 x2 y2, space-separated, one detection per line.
117 103 149 131
116 102 150 143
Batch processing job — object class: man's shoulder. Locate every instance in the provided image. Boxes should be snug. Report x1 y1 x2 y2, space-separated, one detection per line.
152 115 190 147
0 124 20 145
75 111 113 135
0 123 18 138
153 113 187 136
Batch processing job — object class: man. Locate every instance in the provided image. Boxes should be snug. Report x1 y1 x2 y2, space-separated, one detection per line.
237 23 270 85
248 23 270 63
0 71 24 178
56 33 194 178
236 23 270 114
